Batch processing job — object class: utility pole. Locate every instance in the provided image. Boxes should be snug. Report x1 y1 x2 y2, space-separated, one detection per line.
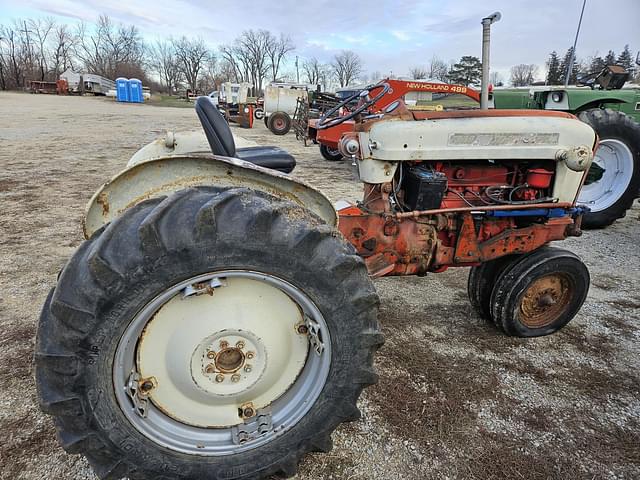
480 11 501 109
564 0 586 86
295 55 299 83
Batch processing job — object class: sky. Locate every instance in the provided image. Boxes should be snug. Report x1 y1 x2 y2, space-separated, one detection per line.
1 0 638 82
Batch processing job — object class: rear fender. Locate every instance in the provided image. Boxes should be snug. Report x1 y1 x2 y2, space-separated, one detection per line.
83 154 337 239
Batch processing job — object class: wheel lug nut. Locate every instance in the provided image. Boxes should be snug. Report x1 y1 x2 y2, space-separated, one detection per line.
207 351 215 359
205 364 216 374
215 374 225 383
244 365 252 373
231 374 240 383
246 351 255 359
243 407 255 418
236 341 245 349
219 340 228 348
140 380 154 392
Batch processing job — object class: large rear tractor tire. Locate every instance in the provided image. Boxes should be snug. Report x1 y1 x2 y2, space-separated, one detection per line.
35 187 382 480
490 247 590 337
577 109 640 228
320 144 344 162
267 112 292 135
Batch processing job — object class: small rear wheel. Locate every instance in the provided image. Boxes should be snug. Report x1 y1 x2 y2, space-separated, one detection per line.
320 144 343 162
490 247 590 337
35 187 382 480
268 112 292 135
254 107 264 120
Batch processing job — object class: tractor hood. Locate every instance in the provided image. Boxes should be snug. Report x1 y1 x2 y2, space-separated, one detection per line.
360 115 596 162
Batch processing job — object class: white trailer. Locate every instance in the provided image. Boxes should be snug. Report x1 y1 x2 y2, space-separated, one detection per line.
60 69 115 95
264 83 309 135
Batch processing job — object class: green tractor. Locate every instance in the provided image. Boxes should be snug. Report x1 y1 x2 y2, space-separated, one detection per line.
492 65 640 228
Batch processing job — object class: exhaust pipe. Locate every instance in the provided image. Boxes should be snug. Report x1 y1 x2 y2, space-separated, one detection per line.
480 12 501 109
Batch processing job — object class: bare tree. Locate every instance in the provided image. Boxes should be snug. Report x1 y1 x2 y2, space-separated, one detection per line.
74 15 144 79
427 56 448 81
51 24 75 78
29 18 54 80
149 39 182 92
237 29 271 94
173 36 209 92
510 63 538 86
196 52 217 93
409 65 428 79
0 24 24 88
331 50 362 87
302 57 323 84
489 71 503 86
266 33 294 82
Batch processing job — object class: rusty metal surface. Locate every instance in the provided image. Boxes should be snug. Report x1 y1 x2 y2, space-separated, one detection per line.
83 154 337 238
520 273 572 328
339 206 578 276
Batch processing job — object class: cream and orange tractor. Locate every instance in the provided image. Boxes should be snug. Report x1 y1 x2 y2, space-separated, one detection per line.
36 85 595 480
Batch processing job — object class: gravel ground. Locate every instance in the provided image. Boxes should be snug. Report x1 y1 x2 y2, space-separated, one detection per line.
1 92 639 480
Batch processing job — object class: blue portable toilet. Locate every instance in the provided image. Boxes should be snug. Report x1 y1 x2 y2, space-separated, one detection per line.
116 77 129 102
128 78 143 103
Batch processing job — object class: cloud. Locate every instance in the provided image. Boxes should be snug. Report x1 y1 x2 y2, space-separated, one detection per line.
391 30 410 42
3 0 639 80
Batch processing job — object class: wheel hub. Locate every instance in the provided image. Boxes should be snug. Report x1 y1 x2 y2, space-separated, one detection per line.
132 275 312 428
114 271 332 456
190 330 267 397
520 274 572 328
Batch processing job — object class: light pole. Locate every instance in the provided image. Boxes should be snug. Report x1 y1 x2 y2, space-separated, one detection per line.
480 11 501 109
564 0 587 86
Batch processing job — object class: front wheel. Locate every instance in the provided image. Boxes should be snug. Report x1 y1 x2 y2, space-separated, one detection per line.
35 187 382 480
320 144 344 161
490 247 590 337
577 109 640 228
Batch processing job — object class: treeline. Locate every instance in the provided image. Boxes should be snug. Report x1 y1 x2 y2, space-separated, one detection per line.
409 45 637 89
510 45 637 87
0 14 368 94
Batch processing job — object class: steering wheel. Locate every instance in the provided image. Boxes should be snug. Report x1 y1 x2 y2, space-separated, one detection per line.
317 82 391 129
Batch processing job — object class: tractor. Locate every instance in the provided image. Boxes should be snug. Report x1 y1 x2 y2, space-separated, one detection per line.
36 84 595 480
492 64 640 228
308 79 481 161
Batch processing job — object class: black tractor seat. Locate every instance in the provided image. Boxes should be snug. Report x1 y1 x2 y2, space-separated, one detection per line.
195 96 296 174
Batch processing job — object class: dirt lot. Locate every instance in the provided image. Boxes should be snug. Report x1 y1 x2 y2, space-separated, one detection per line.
1 92 639 480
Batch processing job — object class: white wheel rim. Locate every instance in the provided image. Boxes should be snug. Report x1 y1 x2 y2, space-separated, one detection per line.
578 138 634 213
113 270 331 456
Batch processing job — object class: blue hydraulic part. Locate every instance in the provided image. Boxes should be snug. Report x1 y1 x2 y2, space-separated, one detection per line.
485 206 590 218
